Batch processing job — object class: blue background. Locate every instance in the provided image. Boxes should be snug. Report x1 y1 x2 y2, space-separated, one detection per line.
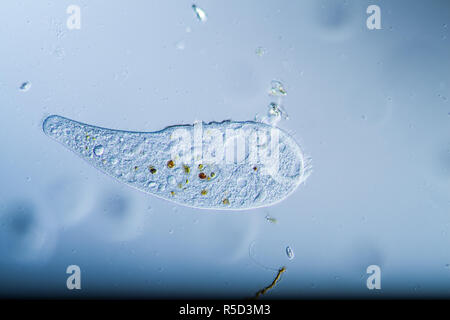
0 0 449 298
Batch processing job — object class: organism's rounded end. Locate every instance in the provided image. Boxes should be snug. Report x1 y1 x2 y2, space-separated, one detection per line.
42 115 63 136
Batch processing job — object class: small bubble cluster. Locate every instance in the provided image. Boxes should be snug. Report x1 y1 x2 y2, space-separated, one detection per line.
258 80 290 126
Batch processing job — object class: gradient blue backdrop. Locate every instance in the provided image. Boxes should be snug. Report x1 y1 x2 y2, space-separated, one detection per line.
0 0 449 298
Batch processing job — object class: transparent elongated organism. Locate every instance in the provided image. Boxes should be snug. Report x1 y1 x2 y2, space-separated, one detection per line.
43 115 310 210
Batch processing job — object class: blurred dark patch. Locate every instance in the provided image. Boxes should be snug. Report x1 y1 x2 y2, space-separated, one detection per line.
102 194 129 220
2 201 36 236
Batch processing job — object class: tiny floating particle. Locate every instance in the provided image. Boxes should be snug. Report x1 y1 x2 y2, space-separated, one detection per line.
201 189 208 195
198 164 204 170
269 80 287 96
253 166 258 172
134 166 139 171
222 198 230 205
192 4 207 22
149 166 157 174
170 191 175 196
19 81 31 92
93 145 104 156
183 165 190 174
198 172 207 179
210 172 215 178
167 160 175 168
286 246 294 260
265 215 277 224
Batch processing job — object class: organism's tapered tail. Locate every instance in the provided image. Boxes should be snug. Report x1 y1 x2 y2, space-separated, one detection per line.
43 115 310 210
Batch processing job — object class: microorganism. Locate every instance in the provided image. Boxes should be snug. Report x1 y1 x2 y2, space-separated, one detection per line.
286 246 295 260
42 115 310 210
